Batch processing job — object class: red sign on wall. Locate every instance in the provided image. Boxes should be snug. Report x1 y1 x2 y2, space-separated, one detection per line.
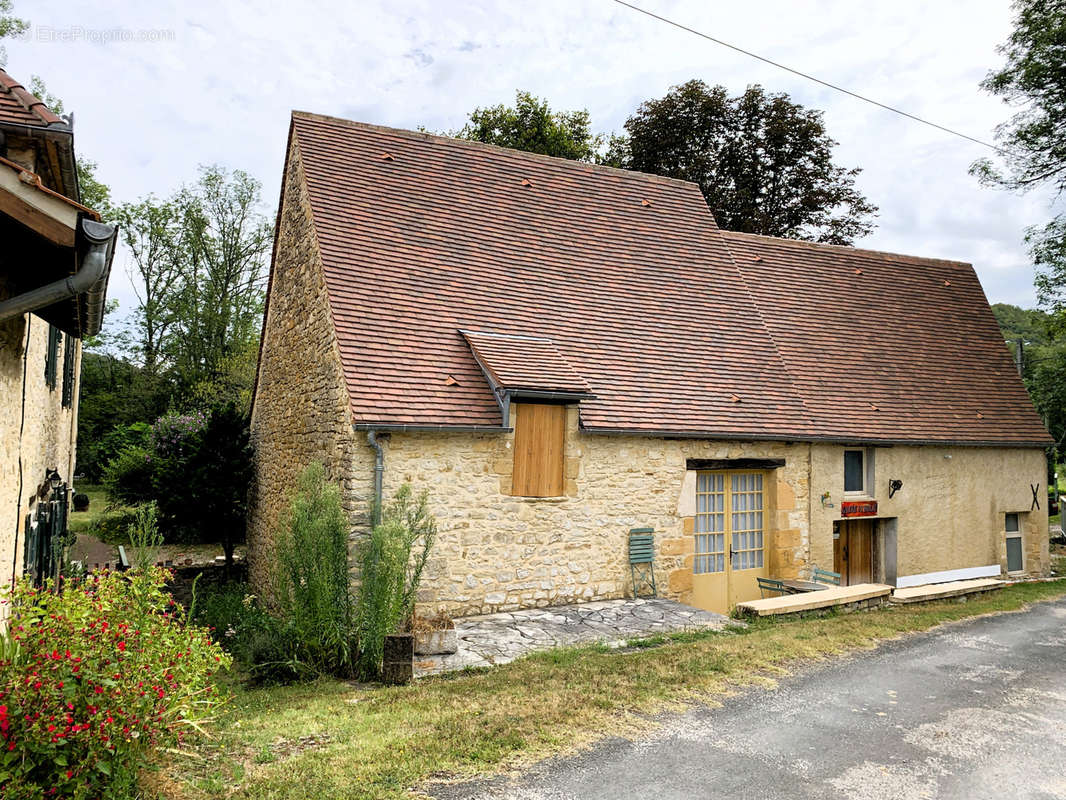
840 500 877 518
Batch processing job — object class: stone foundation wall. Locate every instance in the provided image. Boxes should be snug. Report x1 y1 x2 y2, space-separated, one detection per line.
246 138 362 594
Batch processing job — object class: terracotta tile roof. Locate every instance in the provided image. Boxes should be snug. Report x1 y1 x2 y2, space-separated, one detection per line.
0 69 64 128
461 330 592 396
722 231 1050 445
284 111 1050 446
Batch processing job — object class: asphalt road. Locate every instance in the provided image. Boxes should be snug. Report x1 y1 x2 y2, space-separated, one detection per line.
433 596 1066 800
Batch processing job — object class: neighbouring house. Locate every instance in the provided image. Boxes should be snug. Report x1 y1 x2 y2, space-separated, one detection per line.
247 112 1051 618
0 69 116 606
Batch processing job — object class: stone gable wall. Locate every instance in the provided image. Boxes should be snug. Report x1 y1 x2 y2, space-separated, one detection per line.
246 138 363 594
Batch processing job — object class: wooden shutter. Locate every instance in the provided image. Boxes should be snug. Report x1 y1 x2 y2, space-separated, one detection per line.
61 334 76 408
511 403 566 497
44 325 59 390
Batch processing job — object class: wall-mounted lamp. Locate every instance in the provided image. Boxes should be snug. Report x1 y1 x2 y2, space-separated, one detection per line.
888 479 903 499
46 468 63 491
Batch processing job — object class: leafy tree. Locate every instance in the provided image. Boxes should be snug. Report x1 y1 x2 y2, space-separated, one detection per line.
167 165 272 408
972 0 1066 327
0 0 27 67
612 81 877 244
993 303 1066 455
77 159 114 220
454 90 605 162
151 405 253 569
113 197 184 373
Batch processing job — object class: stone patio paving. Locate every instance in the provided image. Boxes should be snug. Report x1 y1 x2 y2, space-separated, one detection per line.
414 598 733 677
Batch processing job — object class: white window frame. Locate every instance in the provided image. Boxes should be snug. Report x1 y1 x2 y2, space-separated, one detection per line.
843 448 873 497
1004 512 1025 575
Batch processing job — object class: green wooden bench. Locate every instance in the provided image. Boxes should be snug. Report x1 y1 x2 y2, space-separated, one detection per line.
757 577 787 597
629 528 657 598
812 566 841 586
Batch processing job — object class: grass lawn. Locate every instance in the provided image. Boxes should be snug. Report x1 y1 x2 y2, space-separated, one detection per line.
159 579 1066 800
67 484 131 539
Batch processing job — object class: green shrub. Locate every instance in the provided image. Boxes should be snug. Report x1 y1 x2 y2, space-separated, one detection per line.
78 422 152 484
191 582 297 685
355 485 436 680
102 446 154 506
86 507 142 548
0 569 229 797
98 407 253 560
274 463 357 677
126 502 163 571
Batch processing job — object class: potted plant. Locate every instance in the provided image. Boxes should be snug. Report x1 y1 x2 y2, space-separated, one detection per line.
411 610 457 655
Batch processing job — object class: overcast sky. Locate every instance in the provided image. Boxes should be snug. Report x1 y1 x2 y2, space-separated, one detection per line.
4 0 1057 315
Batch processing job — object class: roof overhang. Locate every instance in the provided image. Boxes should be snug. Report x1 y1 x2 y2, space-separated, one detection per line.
0 156 82 246
0 158 116 338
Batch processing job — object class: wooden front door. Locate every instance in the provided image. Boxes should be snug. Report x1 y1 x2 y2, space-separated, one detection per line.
691 471 769 614
835 519 874 585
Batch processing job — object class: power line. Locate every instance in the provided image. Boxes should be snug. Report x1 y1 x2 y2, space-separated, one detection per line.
609 0 1002 152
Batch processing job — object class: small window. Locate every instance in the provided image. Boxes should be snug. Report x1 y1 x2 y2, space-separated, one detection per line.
44 324 60 390
61 334 76 408
1005 513 1023 573
511 403 566 497
843 449 865 494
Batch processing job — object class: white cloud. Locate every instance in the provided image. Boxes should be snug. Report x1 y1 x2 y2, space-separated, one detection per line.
4 0 1054 313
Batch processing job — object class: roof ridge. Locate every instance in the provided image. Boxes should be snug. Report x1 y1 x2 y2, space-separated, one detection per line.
290 110 701 192
0 68 65 127
721 229 972 268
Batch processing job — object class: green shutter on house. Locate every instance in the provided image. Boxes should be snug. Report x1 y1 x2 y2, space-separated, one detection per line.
44 325 60 390
61 334 76 407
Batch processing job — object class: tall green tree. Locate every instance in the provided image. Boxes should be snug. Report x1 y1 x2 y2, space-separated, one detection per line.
972 0 1066 327
113 197 184 374
167 165 272 408
993 303 1066 454
454 90 605 162
611 81 877 244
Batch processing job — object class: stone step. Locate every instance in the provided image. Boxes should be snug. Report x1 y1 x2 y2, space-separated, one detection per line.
889 578 1005 604
736 583 894 617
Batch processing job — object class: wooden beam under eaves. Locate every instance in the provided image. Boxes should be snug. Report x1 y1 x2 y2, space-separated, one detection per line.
0 164 79 247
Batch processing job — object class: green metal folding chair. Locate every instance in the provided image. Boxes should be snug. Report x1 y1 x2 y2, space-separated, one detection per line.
629 528 657 598
757 577 787 597
812 566 841 586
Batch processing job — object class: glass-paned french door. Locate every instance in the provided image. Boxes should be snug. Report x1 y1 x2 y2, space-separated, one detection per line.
694 472 765 573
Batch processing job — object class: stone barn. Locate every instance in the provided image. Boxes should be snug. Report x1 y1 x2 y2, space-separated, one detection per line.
247 111 1050 618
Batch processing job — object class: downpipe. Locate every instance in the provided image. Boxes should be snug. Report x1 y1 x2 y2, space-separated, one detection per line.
0 219 115 334
367 430 384 526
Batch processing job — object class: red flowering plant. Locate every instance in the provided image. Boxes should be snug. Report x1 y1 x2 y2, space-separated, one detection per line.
0 568 230 799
